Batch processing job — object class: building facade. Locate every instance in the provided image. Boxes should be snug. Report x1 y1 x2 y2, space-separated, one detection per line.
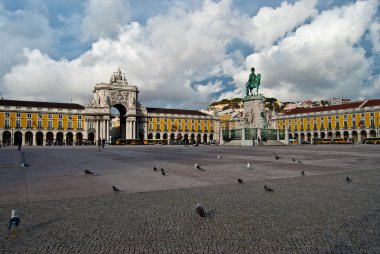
0 69 219 146
272 99 380 144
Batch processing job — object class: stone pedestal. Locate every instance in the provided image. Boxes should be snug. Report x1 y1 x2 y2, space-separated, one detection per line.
242 94 266 129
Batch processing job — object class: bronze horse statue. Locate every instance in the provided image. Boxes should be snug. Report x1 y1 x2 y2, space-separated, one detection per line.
246 73 261 97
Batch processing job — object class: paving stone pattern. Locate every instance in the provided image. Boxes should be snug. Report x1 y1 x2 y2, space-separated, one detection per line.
0 145 379 253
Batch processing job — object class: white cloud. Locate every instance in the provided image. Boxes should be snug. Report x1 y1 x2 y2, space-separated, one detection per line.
248 0 318 50
81 0 131 41
235 0 379 102
369 22 380 54
1 0 380 109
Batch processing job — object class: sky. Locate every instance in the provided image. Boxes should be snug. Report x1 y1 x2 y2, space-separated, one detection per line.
0 0 380 109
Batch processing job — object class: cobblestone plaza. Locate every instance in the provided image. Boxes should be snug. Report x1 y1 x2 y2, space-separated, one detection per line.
0 145 379 253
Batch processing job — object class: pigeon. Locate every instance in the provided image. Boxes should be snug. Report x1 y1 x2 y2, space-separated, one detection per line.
154 166 158 171
195 203 206 217
9 210 20 230
274 154 280 160
238 178 243 184
292 158 296 162
21 162 30 167
264 185 274 192
217 155 221 159
301 170 305 176
162 171 166 176
84 169 94 175
195 163 203 171
247 162 251 168
161 168 165 172
346 176 352 182
112 186 121 193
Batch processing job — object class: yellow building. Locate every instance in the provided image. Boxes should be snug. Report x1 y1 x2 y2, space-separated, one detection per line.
0 99 85 146
272 99 380 144
146 108 217 144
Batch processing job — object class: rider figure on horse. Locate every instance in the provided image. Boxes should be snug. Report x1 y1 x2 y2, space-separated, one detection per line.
245 67 261 97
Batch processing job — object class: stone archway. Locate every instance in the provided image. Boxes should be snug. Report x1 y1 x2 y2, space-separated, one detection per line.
46 132 54 145
66 132 73 146
85 69 147 144
2 131 11 146
25 131 33 146
148 133 153 139
76 132 83 145
56 132 64 145
14 131 22 146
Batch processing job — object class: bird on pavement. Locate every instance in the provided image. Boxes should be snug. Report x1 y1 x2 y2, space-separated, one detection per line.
21 162 30 167
247 162 251 168
154 166 158 171
217 155 221 159
293 158 296 162
9 210 20 231
162 171 166 176
346 176 352 182
112 186 121 193
274 154 280 160
195 163 203 171
264 185 274 192
195 203 206 217
238 178 243 184
84 169 94 175
301 170 305 176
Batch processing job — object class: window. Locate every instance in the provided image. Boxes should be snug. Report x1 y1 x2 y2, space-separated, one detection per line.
16 119 21 128
38 113 43 118
78 115 82 120
58 121 63 129
37 120 43 129
88 122 94 130
59 114 63 119
336 122 340 129
69 115 73 120
27 113 32 118
68 122 73 129
5 112 10 117
344 114 347 119
156 121 160 131
27 120 32 128
16 112 21 117
48 114 53 119
77 121 82 129
149 123 153 131
344 121 348 128
5 119 10 128
352 120 356 128
370 119 374 128
48 120 53 129
360 120 365 127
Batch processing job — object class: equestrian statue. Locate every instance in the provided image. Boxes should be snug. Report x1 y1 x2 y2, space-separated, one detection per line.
245 67 261 97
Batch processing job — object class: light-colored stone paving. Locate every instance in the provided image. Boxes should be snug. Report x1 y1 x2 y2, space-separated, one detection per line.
0 144 379 253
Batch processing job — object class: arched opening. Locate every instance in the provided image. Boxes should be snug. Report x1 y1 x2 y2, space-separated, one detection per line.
352 131 358 144
360 130 367 142
300 133 305 142
163 133 168 140
2 131 11 146
190 133 195 144
170 133 175 140
313 132 318 138
76 132 83 145
343 131 349 140
197 134 201 144
335 131 341 139
88 132 95 145
46 132 54 145
14 131 22 146
25 131 33 146
110 104 127 144
184 133 189 143
36 132 43 146
289 133 293 139
307 133 311 142
209 134 214 141
369 130 376 138
56 132 64 146
321 132 326 138
327 132 333 139
155 133 160 139
148 133 153 139
294 133 299 141
203 134 207 143
66 132 73 145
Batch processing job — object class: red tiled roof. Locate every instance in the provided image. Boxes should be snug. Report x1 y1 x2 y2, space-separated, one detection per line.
0 99 85 109
147 107 208 116
284 99 380 115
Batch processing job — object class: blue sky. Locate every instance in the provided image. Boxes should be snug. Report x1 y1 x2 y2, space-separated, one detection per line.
0 0 379 109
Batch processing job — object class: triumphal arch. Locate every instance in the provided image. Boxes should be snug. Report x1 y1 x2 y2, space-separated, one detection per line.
85 69 148 143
